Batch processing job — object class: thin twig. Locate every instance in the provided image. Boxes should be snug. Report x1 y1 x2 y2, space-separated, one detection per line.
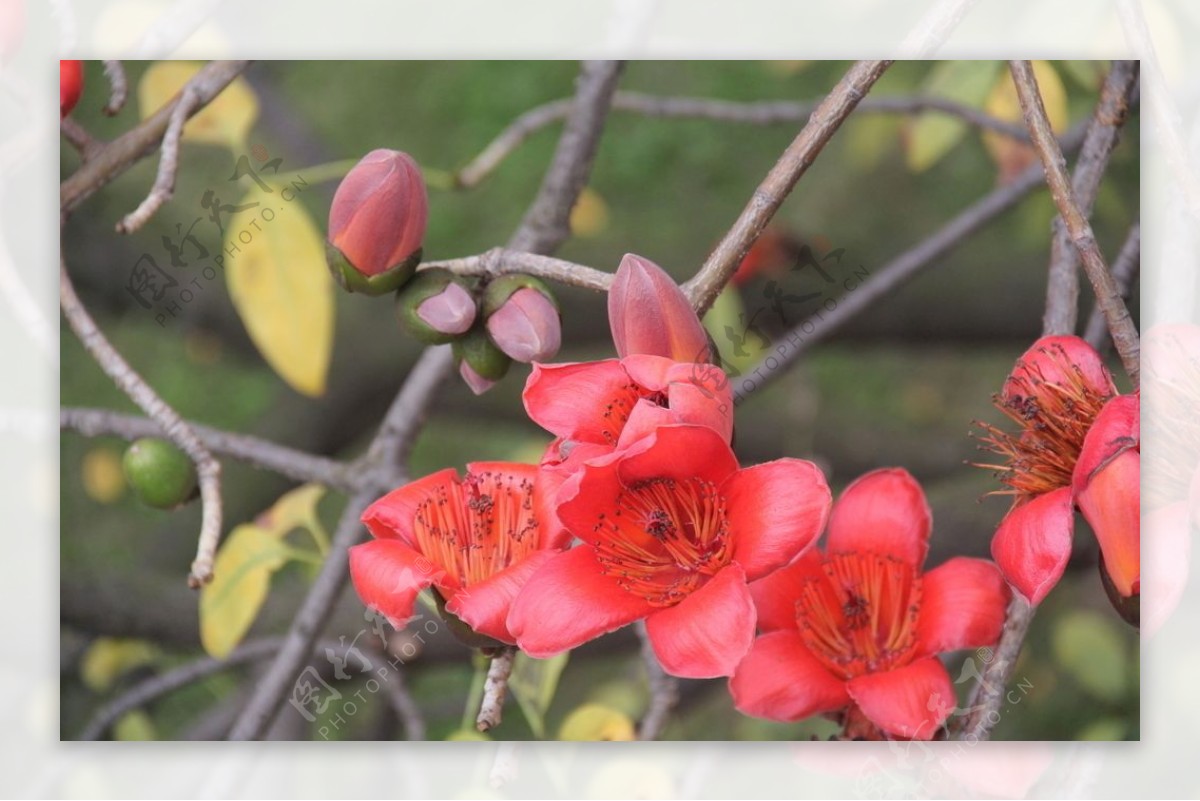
735 121 1090 402
1085 221 1140 350
684 60 894 315
61 406 354 492
956 595 1033 741
116 82 201 233
421 248 612 294
101 59 127 116
59 258 222 588
635 621 678 740
475 647 516 732
61 60 252 215
60 117 104 162
1043 60 1139 336
454 89 1028 189
1009 60 1140 387
383 658 427 741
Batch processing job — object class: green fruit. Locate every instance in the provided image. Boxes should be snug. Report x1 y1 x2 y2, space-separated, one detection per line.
122 438 198 510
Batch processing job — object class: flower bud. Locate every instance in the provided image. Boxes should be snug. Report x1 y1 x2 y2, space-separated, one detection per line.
453 328 511 394
459 361 496 396
484 275 561 363
396 269 477 344
327 149 428 296
608 253 710 363
61 59 83 118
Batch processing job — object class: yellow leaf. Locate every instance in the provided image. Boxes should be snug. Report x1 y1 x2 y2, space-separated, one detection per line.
255 483 327 536
225 189 333 397
81 447 126 504
558 703 636 741
904 61 1002 172
138 61 258 150
982 61 1068 184
80 638 159 692
113 710 158 741
569 187 609 238
200 524 290 659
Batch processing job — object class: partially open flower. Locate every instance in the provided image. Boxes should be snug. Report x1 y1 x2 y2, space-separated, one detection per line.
608 253 711 363
730 468 1010 740
484 276 561 363
350 463 570 646
327 149 428 295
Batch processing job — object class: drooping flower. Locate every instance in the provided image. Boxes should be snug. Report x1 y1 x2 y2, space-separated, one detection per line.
730 468 1010 740
974 335 1140 610
507 424 831 678
608 253 711 363
349 462 569 645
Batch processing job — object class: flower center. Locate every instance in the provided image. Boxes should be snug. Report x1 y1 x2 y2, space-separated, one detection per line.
973 346 1113 500
591 477 732 607
795 553 922 680
410 469 540 588
599 382 669 445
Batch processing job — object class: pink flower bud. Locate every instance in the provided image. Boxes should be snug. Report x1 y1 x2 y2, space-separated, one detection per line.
459 360 497 395
486 287 562 363
327 149 428 295
417 282 476 336
608 253 710 363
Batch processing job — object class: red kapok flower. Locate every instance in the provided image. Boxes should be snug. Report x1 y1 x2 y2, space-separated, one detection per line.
608 253 711 363
975 335 1140 608
349 462 569 645
507 424 831 678
730 468 1010 740
60 59 83 118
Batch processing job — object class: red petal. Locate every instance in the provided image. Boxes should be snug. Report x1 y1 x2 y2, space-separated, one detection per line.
521 359 636 445
445 550 559 644
664 361 734 441
915 557 1010 657
348 539 438 628
729 629 848 721
825 468 931 567
748 549 826 631
644 564 756 678
1073 394 1139 494
608 253 710 363
360 467 459 545
615 424 739 488
1077 448 1141 597
990 486 1074 605
1004 335 1116 404
507 545 654 657
724 459 831 580
846 657 955 740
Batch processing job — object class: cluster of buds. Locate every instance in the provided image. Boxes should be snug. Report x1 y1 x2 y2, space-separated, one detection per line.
327 148 561 394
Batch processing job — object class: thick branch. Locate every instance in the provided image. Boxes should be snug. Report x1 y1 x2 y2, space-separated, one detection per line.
957 596 1032 740
1085 221 1140 349
684 60 894 315
60 60 252 215
61 406 354 492
635 621 679 740
475 648 516 732
455 89 1028 189
60 258 222 588
1043 60 1138 336
421 248 612 294
1009 60 1140 386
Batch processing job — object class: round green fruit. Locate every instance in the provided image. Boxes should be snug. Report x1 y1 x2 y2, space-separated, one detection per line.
122 438 198 510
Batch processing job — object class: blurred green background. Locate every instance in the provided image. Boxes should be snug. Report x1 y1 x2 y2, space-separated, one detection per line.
60 60 1139 742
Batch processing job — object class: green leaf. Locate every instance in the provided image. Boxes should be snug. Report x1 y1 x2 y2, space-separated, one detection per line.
1078 717 1127 741
113 710 158 741
703 285 757 374
508 651 570 739
558 703 636 741
1052 608 1128 702
199 524 290 659
904 61 1002 172
225 188 334 397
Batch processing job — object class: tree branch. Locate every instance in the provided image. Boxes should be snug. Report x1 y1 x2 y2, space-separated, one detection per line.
1085 221 1140 350
1043 60 1138 336
59 257 223 588
421 248 612 294
101 59 127 116
956 595 1032 741
475 647 516 732
454 89 1028 189
115 81 201 233
60 117 104 162
684 60 894 315
635 621 678 740
61 406 355 492
1009 60 1140 387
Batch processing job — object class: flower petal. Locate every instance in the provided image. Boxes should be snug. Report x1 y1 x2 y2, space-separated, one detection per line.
445 550 560 644
915 557 1010 657
360 467 458 544
664 361 734 442
990 486 1074 605
522 359 638 445
825 468 931 567
644 564 756 678
348 539 438 628
1073 394 1139 494
724 459 831 580
1078 448 1141 597
608 253 710 363
1004 335 1116 405
507 545 654 657
729 629 848 721
748 549 826 631
846 657 955 740
615 424 739 488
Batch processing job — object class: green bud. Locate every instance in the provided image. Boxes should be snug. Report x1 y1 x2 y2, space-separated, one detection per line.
452 326 511 381
396 269 478 344
482 273 557 317
326 243 421 296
